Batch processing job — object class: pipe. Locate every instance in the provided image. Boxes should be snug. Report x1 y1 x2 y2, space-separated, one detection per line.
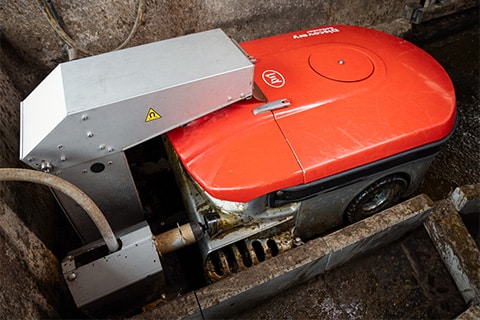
0 168 120 252
154 222 204 255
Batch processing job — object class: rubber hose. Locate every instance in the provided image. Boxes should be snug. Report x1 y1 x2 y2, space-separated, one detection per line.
0 168 119 252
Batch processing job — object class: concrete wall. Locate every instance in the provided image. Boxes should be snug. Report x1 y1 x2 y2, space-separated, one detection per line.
0 0 410 69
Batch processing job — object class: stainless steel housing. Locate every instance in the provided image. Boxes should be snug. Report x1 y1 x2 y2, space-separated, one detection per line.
20 29 254 242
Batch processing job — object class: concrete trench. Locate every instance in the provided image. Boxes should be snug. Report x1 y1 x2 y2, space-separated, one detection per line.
0 1 479 319
134 188 480 319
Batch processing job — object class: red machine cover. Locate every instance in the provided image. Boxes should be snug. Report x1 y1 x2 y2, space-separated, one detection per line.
168 25 456 202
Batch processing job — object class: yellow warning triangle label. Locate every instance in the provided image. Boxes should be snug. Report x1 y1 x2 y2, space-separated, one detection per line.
145 108 162 122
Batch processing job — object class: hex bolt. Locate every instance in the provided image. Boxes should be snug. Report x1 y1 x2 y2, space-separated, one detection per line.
40 161 53 173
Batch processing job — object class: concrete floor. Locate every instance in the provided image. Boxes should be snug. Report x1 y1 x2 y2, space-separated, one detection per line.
235 10 479 320
236 227 466 319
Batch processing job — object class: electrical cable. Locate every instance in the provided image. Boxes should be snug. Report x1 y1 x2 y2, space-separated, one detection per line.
37 0 144 57
0 168 120 252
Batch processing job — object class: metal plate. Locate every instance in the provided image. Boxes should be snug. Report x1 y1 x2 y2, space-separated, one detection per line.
62 222 163 308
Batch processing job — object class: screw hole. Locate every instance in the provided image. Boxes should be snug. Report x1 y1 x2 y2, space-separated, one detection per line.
90 162 105 173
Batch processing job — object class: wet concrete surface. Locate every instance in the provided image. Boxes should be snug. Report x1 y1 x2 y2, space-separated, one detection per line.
236 227 466 319
412 9 480 249
414 10 480 203
236 10 479 320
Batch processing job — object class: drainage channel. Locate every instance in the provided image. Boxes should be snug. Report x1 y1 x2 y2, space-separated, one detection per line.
131 187 479 319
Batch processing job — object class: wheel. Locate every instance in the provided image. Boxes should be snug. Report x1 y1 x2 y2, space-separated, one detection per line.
344 175 408 224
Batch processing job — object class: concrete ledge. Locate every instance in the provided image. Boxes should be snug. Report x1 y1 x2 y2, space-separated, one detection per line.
424 198 480 306
323 194 432 271
136 291 201 320
134 194 433 319
451 183 480 215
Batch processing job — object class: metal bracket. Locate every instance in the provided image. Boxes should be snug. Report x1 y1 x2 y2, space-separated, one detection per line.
253 98 291 115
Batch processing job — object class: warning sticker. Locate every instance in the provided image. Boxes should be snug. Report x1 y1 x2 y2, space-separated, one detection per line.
145 108 161 122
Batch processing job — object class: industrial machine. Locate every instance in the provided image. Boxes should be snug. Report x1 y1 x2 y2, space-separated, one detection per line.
20 25 456 316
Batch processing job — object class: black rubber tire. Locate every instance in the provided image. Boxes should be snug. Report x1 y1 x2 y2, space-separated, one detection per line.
344 175 408 224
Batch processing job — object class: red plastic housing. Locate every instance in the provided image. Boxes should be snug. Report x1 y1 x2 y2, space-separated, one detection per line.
168 25 456 203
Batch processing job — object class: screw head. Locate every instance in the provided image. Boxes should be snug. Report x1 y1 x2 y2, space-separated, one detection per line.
66 273 77 282
40 161 53 173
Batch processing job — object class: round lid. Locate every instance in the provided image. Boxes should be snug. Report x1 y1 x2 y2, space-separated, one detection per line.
309 44 374 82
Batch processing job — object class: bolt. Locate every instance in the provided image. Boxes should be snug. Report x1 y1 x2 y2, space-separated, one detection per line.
27 157 34 162
107 161 113 165
57 144 64 149
81 115 88 121
60 155 66 161
87 131 94 138
227 96 232 101
338 60 345 65
293 237 304 246
99 144 106 150
66 273 77 282
107 147 114 152
40 161 53 173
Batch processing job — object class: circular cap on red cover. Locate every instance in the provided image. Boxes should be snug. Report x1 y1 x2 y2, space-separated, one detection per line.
309 44 374 82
